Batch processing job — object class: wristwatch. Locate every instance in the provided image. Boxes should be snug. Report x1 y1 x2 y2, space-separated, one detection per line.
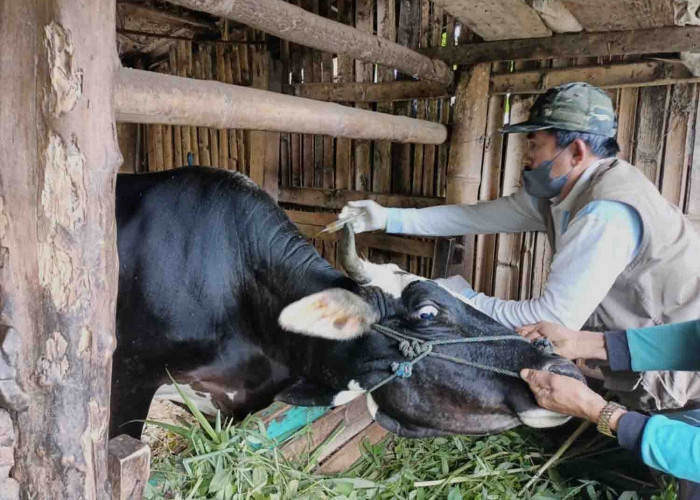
597 401 626 437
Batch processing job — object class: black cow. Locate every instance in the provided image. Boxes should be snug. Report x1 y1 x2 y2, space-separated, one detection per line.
113 167 582 438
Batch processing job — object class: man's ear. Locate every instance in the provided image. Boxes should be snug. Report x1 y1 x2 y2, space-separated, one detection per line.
570 138 587 166
274 380 336 406
279 288 379 340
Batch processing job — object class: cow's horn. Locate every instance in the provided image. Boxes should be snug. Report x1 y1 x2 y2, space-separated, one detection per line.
339 224 372 284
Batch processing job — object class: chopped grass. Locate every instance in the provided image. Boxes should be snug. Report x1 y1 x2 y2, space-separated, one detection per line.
145 387 677 500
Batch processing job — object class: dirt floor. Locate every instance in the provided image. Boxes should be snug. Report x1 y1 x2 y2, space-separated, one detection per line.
142 398 197 459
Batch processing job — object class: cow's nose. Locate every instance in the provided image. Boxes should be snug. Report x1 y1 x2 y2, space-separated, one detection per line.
541 358 586 382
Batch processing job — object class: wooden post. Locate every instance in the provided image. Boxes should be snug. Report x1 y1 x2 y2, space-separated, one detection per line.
108 435 150 500
334 0 353 190
445 64 491 282
661 84 696 205
633 86 670 184
115 69 448 143
167 0 452 84
0 0 121 497
354 0 373 191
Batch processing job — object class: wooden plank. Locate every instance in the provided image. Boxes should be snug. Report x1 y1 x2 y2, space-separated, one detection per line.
372 0 396 193
147 124 163 171
494 96 532 299
203 44 219 168
422 6 442 197
319 0 334 189
354 0 373 191
661 84 696 205
317 422 388 474
169 46 182 168
231 44 244 171
633 86 670 184
264 59 282 199
281 397 373 463
474 87 505 295
168 0 453 84
421 26 700 66
194 47 211 166
279 187 443 209
335 0 353 190
436 14 455 198
560 0 674 32
430 0 550 40
616 87 639 162
490 60 700 95
412 0 431 197
216 43 229 170
249 33 267 186
446 64 490 283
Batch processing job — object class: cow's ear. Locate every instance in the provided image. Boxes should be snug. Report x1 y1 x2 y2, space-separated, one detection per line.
274 380 336 406
279 288 378 340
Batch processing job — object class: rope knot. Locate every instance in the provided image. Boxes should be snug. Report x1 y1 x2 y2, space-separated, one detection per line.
533 337 555 355
391 361 413 378
398 339 432 359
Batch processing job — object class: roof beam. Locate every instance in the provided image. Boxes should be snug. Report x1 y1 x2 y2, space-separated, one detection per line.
421 26 700 66
165 0 453 84
491 60 700 94
114 68 447 144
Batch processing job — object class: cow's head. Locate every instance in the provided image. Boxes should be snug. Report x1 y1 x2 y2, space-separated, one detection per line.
276 227 584 437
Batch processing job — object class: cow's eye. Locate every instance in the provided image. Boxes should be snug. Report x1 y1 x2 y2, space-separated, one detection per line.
417 305 439 320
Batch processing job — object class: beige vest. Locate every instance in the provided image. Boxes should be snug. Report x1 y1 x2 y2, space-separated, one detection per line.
541 158 700 409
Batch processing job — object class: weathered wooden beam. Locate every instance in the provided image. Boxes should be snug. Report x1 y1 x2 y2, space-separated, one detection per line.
108 435 150 500
286 80 452 102
422 26 700 66
278 186 444 210
430 0 550 40
166 0 453 84
446 64 490 282
491 60 700 94
1 0 122 497
114 68 447 144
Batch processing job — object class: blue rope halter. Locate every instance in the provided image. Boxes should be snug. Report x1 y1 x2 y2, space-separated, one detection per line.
368 323 536 394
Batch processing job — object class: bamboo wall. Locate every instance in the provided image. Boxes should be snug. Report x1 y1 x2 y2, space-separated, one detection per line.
129 1 700 303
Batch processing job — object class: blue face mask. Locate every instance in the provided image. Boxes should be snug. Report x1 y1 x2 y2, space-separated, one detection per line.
522 148 569 199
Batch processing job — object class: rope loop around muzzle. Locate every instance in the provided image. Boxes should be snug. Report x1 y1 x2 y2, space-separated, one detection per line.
368 323 532 394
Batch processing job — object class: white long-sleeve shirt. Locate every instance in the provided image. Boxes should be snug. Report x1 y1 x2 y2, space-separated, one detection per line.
385 160 643 330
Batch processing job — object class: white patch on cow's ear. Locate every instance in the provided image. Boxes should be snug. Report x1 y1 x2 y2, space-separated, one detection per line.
279 288 379 340
331 380 366 407
517 408 571 428
366 392 379 419
361 261 425 298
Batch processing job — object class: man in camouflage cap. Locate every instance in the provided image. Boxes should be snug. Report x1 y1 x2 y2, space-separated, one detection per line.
339 81 700 413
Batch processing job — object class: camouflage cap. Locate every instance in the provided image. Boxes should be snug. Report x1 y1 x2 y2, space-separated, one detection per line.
500 82 617 138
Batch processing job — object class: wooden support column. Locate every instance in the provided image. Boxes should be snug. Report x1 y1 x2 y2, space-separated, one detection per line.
115 69 447 144
166 0 452 84
445 64 491 281
0 0 121 498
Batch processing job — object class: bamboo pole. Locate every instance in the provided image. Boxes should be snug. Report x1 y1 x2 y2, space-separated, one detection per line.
114 69 447 144
166 0 452 84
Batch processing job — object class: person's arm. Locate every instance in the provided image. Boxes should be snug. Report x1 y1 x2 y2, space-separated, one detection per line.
469 201 640 330
384 190 546 237
606 319 700 372
617 413 700 482
521 369 700 483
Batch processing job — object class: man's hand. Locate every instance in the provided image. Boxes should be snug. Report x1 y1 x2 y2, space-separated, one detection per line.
338 200 388 233
520 369 626 431
517 322 607 361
